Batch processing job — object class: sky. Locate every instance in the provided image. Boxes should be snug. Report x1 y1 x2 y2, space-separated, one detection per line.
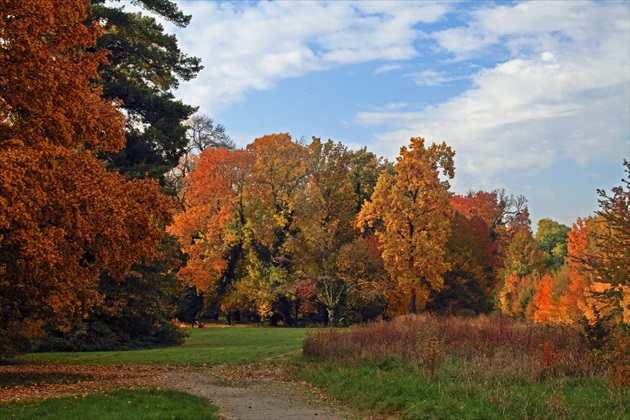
126 0 629 227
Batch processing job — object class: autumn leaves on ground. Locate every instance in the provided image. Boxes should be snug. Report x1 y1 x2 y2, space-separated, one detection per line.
1 1 629 419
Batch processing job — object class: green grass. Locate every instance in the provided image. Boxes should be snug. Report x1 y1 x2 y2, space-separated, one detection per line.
21 327 308 366
297 361 630 420
0 389 218 419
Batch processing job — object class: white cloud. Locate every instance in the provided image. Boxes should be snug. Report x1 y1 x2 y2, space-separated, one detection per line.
356 1 629 193
374 64 402 75
171 1 451 114
408 69 453 86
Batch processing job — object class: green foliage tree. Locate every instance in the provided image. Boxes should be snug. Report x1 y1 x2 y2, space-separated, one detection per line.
357 137 455 313
90 0 202 180
536 218 570 272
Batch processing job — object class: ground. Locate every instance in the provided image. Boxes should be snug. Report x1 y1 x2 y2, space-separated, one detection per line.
0 363 346 420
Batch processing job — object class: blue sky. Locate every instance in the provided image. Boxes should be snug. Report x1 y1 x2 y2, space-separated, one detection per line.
128 0 629 227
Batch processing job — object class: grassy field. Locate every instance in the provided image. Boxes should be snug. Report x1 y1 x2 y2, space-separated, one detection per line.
3 319 629 419
299 314 630 419
22 326 308 366
0 389 218 419
1 326 308 419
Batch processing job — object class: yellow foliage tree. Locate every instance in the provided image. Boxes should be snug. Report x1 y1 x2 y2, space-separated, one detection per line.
357 137 455 313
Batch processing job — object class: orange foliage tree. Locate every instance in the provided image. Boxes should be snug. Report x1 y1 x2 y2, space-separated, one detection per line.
531 274 557 323
0 0 171 357
357 137 455 313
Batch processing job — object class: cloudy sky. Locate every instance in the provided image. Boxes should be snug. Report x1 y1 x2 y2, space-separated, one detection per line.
132 0 629 227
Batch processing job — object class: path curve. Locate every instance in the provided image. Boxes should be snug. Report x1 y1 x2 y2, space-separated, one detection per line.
158 370 344 420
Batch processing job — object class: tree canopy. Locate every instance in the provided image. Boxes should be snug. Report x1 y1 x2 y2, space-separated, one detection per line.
357 137 455 313
0 0 171 357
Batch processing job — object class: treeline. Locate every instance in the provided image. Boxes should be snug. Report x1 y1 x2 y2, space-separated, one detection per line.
1 1 627 359
169 134 630 333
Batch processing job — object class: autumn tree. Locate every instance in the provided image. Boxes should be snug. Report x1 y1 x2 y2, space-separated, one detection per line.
0 0 171 357
242 134 312 324
357 137 455 314
583 161 630 325
164 114 234 204
498 227 547 318
169 147 252 293
427 210 496 314
531 273 557 323
293 139 359 326
170 134 314 325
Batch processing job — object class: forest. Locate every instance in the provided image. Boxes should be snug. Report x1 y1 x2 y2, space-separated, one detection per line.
0 0 628 368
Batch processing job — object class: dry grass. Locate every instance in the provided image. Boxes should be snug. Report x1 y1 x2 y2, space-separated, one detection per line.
303 313 602 382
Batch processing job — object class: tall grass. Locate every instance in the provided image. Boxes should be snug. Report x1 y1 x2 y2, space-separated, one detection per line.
301 314 628 418
303 313 602 382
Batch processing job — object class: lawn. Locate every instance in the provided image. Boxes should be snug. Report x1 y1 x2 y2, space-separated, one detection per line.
21 326 308 366
1 326 309 419
0 389 218 419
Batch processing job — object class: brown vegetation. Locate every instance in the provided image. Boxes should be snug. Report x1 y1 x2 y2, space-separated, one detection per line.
303 314 605 382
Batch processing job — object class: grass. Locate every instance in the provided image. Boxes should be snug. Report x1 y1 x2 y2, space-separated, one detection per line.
299 314 630 419
5 319 628 419
2 326 308 419
21 326 308 366
0 389 218 419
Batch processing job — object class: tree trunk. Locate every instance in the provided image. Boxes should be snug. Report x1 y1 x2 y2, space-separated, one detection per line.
409 287 417 314
327 306 337 327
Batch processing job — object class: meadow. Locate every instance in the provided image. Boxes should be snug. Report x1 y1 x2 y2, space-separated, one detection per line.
2 317 628 419
301 314 629 419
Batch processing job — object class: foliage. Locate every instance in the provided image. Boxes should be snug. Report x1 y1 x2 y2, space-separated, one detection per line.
0 0 171 358
428 202 497 314
170 135 391 325
37 236 187 352
91 0 202 180
585 161 630 324
536 218 570 272
357 137 455 313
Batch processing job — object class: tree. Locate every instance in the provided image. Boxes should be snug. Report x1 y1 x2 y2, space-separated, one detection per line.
531 274 557 323
357 137 455 313
497 227 546 318
294 139 358 326
164 114 234 200
348 147 393 213
0 0 171 357
186 114 235 153
556 220 591 323
535 218 570 272
427 211 496 314
170 134 314 325
90 0 202 179
583 161 630 325
169 147 252 293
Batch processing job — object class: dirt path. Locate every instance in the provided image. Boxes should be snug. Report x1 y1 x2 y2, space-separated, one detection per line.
159 369 345 420
1 364 348 419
